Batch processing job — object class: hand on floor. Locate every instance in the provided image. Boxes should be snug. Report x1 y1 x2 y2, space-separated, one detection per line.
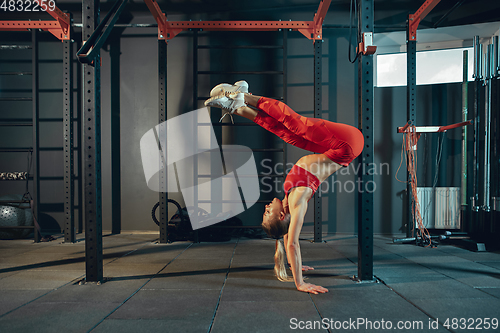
288 263 315 271
296 282 328 294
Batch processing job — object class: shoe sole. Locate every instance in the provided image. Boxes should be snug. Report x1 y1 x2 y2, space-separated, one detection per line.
204 94 229 108
210 81 249 96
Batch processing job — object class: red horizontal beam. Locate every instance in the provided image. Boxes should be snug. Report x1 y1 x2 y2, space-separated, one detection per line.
167 21 314 29
0 21 58 29
0 21 69 41
157 20 319 41
144 0 329 42
0 1 70 41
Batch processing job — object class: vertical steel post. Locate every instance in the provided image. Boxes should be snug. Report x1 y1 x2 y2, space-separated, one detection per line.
77 36 83 234
460 50 468 229
406 26 417 238
472 36 482 213
283 30 288 198
63 25 75 243
493 37 500 213
313 39 322 243
110 34 121 235
473 36 483 80
32 29 40 243
492 36 499 77
283 29 288 104
483 44 492 212
158 40 168 244
357 0 374 281
193 31 198 110
83 0 103 282
192 31 199 243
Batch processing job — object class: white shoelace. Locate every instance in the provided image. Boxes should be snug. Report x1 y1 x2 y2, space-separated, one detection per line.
219 111 234 124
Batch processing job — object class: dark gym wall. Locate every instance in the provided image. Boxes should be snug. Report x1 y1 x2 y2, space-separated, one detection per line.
0 34 69 233
0 6 467 236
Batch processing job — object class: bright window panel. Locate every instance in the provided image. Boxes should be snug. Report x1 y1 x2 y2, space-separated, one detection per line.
376 47 474 87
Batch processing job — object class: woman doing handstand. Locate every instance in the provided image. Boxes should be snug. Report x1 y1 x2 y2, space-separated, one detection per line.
205 81 364 294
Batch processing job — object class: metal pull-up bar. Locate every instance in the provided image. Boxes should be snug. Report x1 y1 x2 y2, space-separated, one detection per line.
397 120 472 135
143 0 331 42
76 0 129 65
397 120 472 152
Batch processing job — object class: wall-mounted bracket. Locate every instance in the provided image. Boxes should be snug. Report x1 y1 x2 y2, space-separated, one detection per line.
357 32 377 55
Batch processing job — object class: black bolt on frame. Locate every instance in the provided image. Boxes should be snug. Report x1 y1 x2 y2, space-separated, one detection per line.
357 0 374 282
83 0 103 283
314 39 323 243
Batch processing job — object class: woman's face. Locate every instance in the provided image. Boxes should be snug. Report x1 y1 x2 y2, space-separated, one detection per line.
262 198 284 225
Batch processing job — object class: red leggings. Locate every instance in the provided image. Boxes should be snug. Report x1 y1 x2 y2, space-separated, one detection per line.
253 97 364 166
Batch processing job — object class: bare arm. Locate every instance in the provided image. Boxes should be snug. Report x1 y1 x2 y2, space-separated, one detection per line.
284 233 314 272
286 188 328 294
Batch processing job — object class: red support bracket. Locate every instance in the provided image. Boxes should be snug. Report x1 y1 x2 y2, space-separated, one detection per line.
312 0 332 40
408 0 442 41
144 0 331 43
144 0 167 40
35 0 71 40
0 1 70 41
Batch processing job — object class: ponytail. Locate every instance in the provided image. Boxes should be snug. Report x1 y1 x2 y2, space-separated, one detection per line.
274 239 293 282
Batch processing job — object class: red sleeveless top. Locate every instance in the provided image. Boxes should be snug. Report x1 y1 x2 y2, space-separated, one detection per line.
283 165 321 198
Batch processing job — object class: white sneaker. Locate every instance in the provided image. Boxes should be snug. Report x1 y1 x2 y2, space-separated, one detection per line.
204 92 245 112
209 80 249 97
205 92 246 123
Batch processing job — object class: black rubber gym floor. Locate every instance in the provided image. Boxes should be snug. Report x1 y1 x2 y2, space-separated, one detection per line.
1 234 499 332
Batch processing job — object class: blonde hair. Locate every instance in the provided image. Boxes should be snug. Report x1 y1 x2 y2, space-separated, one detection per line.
274 239 293 282
262 213 291 239
261 213 293 282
